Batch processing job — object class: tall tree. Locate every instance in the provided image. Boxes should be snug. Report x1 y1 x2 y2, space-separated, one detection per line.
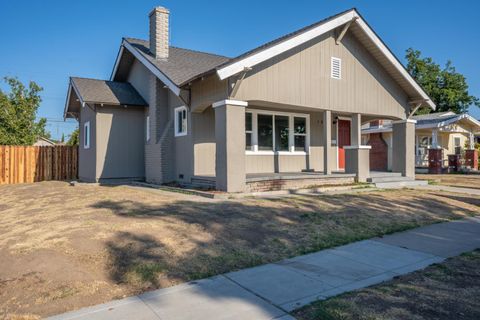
67 128 79 146
405 48 479 114
0 77 50 145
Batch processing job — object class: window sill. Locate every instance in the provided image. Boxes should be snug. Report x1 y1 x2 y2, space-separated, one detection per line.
245 151 308 156
175 132 188 137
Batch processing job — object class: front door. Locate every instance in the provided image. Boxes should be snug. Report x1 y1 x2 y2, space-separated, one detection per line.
337 119 351 170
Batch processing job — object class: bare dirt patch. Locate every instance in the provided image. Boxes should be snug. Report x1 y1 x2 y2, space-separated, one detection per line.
0 181 479 318
293 250 480 320
417 173 480 189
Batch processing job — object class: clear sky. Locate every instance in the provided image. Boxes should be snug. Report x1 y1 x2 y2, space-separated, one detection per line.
1 0 479 140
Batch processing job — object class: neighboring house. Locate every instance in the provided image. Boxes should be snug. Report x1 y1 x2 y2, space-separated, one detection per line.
33 137 56 146
362 112 480 170
64 7 435 191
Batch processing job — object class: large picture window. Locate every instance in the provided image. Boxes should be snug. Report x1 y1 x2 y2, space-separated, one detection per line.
258 114 273 150
245 110 309 154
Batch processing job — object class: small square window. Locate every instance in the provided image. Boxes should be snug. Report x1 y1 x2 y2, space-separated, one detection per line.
175 106 188 137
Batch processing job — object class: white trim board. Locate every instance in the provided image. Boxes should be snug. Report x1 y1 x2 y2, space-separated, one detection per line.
216 9 435 110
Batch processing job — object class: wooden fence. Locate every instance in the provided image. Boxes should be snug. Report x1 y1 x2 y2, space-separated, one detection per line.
0 145 78 185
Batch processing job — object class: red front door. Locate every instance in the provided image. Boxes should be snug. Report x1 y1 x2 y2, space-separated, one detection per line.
337 120 351 170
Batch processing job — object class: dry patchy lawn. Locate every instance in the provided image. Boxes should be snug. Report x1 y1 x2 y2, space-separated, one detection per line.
0 181 479 319
417 173 480 189
294 250 480 320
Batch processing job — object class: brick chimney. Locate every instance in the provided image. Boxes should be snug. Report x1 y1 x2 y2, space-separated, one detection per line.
149 7 169 59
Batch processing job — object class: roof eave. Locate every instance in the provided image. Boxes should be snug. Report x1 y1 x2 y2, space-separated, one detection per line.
112 39 182 97
216 8 436 111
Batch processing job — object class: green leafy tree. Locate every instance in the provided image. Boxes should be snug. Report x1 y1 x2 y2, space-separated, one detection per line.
405 48 480 114
67 128 79 146
0 77 50 145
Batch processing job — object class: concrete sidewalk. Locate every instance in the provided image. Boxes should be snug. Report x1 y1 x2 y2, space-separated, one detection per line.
48 217 480 320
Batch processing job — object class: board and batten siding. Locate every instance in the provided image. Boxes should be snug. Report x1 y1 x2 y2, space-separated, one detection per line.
233 31 410 119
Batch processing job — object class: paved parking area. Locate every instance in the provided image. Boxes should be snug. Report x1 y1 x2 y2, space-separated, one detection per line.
48 217 480 320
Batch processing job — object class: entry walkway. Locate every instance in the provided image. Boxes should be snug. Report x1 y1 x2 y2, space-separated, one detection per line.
49 217 480 320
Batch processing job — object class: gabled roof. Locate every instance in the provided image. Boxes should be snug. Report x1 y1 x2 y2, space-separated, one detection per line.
111 38 229 95
362 112 480 134
70 77 147 106
64 77 147 118
111 8 435 110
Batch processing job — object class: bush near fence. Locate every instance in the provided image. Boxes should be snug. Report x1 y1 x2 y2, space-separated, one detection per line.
0 145 78 185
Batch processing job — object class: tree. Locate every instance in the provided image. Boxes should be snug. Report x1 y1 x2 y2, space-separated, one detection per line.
0 77 50 145
67 128 79 146
405 48 480 114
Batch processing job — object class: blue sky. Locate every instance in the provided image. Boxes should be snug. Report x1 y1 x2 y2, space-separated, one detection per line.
1 0 479 140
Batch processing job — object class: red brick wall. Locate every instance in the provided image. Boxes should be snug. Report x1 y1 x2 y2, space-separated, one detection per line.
368 133 388 171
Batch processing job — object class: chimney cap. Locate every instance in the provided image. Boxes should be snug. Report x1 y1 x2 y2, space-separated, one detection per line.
149 6 169 16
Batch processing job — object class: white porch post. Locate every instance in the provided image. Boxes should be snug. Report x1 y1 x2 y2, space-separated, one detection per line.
323 110 332 175
469 132 475 149
213 99 247 192
431 129 439 148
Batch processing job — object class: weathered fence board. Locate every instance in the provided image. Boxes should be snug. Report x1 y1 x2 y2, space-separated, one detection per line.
0 145 78 185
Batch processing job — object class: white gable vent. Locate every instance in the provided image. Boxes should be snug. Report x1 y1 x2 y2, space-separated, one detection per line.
331 57 341 79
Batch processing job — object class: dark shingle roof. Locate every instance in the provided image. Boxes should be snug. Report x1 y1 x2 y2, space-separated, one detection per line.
123 10 354 87
124 38 230 87
71 77 147 106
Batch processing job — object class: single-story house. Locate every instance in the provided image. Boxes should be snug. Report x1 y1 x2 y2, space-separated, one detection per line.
33 137 56 146
64 6 436 191
362 112 480 170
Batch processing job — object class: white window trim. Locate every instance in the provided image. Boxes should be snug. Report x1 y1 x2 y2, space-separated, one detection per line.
146 116 150 142
84 121 90 149
174 106 188 137
331 57 342 79
245 109 310 155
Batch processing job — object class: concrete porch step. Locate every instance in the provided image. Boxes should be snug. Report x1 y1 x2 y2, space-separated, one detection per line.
369 171 402 178
367 176 413 183
374 180 428 189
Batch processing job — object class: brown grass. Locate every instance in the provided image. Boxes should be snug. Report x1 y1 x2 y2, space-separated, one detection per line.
293 250 480 320
417 173 480 189
0 181 479 318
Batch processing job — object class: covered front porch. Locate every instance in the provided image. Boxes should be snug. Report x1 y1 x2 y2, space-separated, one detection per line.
193 99 415 192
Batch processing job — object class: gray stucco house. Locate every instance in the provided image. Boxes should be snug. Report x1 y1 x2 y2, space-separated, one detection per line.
64 6 435 192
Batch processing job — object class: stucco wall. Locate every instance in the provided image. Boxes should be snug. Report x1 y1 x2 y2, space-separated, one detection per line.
78 105 97 182
95 106 145 180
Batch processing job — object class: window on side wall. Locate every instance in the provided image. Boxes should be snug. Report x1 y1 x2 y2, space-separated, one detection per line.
454 137 461 147
174 106 188 137
146 116 150 142
245 112 253 151
84 121 90 149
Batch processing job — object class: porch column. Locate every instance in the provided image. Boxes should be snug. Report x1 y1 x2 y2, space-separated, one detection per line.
213 99 247 192
351 113 361 147
323 110 332 174
345 113 371 182
431 129 439 148
469 132 475 150
392 119 416 178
